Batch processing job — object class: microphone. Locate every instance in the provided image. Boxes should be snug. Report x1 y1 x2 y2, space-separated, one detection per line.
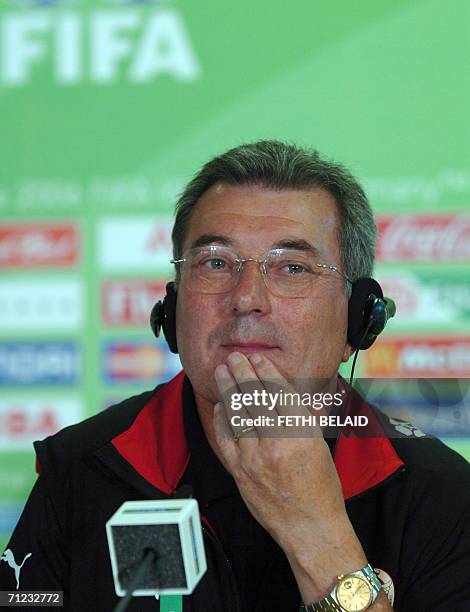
384 297 396 319
366 295 396 336
106 498 207 612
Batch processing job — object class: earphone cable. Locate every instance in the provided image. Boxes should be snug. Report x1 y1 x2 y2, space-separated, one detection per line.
331 319 375 459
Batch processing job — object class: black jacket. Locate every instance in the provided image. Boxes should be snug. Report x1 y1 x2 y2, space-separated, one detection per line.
1 371 470 611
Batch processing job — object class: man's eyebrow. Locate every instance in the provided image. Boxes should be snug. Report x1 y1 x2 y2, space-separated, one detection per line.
189 234 233 249
189 235 322 258
273 239 321 258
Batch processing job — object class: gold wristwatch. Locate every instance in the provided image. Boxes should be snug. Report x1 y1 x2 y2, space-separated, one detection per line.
300 564 382 611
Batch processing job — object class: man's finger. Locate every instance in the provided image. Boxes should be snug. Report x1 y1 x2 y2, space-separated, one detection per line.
246 352 324 439
248 353 311 418
223 353 281 437
215 362 254 434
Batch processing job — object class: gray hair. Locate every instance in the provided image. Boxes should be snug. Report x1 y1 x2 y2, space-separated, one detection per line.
172 140 377 288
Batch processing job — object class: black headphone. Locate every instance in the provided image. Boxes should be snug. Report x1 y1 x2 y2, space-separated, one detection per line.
150 278 396 354
150 282 179 353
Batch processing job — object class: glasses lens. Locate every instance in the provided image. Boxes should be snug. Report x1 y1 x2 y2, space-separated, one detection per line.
265 249 320 297
184 246 238 293
178 246 340 297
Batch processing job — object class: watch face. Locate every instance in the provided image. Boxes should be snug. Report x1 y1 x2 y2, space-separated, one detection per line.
336 575 372 611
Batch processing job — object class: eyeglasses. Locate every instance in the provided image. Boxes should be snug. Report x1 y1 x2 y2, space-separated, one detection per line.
171 245 351 298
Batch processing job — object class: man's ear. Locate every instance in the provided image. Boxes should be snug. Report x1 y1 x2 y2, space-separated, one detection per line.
341 343 354 363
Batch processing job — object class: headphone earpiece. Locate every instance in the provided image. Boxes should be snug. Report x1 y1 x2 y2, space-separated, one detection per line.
150 282 178 353
347 277 394 350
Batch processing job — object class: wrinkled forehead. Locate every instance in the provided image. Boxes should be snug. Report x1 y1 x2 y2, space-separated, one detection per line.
183 183 341 261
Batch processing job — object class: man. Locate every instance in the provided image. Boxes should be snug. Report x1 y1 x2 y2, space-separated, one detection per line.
1 141 469 611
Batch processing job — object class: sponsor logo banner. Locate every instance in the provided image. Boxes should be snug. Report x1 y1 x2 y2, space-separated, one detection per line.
101 398 124 411
97 217 173 271
0 279 83 331
363 337 470 377
354 378 470 438
0 461 36 501
375 270 470 324
1 5 201 87
0 342 81 385
102 280 166 326
0 398 83 451
103 340 181 383
0 504 23 536
376 214 470 262
0 223 79 268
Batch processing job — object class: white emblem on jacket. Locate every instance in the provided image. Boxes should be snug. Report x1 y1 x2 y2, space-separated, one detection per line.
0 549 32 590
389 417 426 438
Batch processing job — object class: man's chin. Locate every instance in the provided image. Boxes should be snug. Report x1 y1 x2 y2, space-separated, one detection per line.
184 368 220 406
194 387 220 411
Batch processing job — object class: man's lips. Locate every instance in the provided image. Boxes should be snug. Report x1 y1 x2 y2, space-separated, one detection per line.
221 342 279 354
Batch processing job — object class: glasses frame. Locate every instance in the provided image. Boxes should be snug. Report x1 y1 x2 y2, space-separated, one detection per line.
171 246 352 297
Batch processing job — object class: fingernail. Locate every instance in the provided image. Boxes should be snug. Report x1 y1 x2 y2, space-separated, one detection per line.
228 352 243 365
215 364 229 378
249 353 262 365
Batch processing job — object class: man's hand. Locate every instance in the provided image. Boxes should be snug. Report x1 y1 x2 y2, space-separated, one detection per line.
212 351 391 609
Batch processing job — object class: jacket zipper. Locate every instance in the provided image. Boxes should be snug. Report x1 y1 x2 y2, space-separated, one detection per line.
347 464 408 502
201 523 242 612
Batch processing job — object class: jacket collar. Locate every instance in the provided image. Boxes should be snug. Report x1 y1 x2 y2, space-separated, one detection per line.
111 371 404 500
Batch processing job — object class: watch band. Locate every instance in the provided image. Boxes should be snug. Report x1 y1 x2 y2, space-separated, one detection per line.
300 564 382 612
301 594 342 611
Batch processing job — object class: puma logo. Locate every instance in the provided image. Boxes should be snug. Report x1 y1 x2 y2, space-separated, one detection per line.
0 549 32 590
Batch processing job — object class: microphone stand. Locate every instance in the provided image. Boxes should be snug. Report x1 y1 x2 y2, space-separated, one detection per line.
113 548 158 612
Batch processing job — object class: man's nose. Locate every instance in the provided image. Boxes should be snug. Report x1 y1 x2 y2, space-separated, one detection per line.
228 261 272 315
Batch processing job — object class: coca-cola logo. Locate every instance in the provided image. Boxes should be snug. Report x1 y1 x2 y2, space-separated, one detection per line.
0 224 79 267
377 215 470 261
